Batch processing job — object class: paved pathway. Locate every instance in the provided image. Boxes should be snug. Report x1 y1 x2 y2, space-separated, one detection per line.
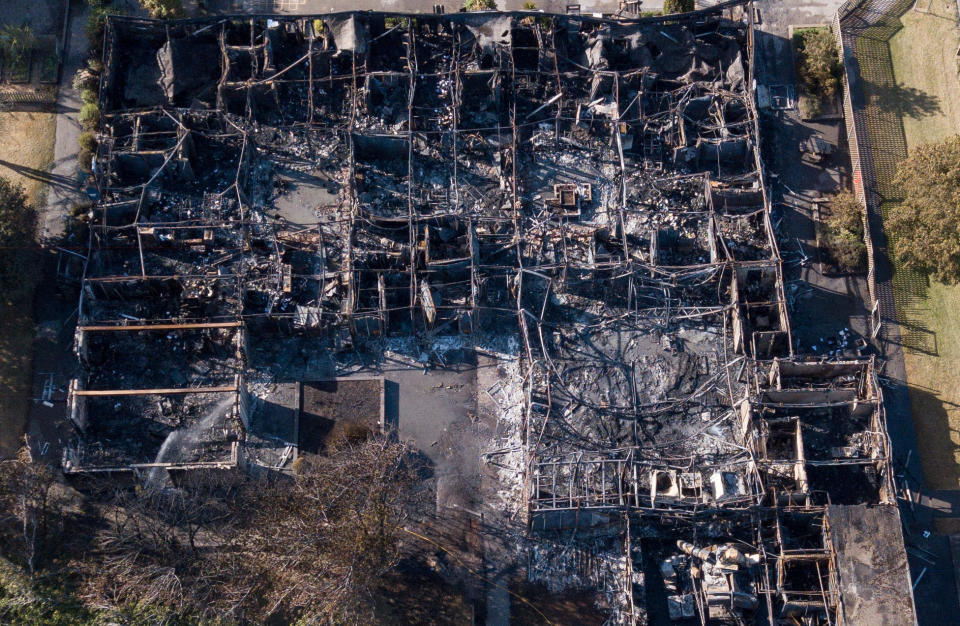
42 1 89 243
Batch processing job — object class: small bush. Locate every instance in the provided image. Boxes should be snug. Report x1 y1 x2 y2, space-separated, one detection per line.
78 149 94 172
140 0 185 19
79 131 98 153
823 192 866 270
79 103 100 130
523 1 537 8
71 201 93 218
81 88 98 105
72 68 98 93
464 0 497 11
663 0 694 13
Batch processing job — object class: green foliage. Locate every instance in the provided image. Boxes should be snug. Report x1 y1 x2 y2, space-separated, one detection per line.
78 132 98 153
798 93 823 120
78 103 100 131
523 1 537 9
0 24 37 58
793 27 842 102
889 135 960 282
822 192 866 270
78 149 94 173
139 0 185 19
86 5 110 60
662 0 695 14
0 25 36 79
72 69 97 93
0 178 37 292
464 0 497 11
81 88 98 106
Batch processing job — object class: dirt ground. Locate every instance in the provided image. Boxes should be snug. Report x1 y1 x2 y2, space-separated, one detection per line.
0 111 56 457
0 112 58 207
885 0 960 494
299 378 383 452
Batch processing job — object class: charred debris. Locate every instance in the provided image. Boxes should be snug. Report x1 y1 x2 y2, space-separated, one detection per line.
64 5 915 625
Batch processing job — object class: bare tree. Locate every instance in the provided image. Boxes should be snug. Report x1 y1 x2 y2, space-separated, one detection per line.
81 438 426 623
0 447 60 577
84 470 245 617
238 437 427 623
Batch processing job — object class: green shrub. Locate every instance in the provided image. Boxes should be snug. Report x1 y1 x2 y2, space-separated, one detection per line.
140 0 185 19
72 69 94 93
823 192 866 270
78 103 100 130
86 5 109 60
78 131 98 153
78 149 94 172
663 0 694 14
464 0 497 11
523 1 537 8
81 88 98 105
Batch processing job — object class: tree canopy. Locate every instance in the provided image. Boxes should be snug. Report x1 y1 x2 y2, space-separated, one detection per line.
889 135 960 282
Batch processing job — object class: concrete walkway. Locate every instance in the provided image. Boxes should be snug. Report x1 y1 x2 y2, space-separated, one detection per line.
42 1 89 243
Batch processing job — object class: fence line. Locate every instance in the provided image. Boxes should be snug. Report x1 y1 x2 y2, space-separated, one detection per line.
834 0 916 341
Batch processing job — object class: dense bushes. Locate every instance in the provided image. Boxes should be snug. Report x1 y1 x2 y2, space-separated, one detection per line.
793 27 843 118
822 192 866 270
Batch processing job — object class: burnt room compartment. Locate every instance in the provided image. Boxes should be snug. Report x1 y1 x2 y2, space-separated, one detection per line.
298 378 384 454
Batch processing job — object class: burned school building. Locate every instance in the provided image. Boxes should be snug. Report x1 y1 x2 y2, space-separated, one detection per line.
66 4 917 624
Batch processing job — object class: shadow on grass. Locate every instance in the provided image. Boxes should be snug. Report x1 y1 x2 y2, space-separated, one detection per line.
865 79 941 119
909 384 960 489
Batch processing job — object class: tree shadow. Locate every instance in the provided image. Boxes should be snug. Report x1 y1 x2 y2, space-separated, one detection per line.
908 385 960 490
0 158 78 191
865 79 941 119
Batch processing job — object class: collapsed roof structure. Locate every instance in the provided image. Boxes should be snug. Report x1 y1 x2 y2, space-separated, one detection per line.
67 4 916 624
